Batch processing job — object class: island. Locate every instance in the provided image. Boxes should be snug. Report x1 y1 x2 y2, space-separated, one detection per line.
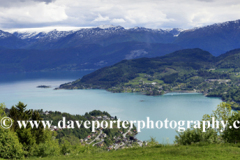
37 85 51 88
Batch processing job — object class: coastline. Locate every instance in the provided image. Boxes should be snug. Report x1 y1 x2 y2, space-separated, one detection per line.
54 87 240 111
164 90 199 94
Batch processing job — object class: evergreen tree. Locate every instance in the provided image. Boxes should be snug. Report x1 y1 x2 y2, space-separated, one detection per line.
8 102 44 150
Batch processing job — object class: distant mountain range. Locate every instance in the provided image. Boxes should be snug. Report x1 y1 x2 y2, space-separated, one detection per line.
7 26 179 49
1 20 240 73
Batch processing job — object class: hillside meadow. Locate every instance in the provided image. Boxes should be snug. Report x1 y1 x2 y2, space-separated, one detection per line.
25 143 240 160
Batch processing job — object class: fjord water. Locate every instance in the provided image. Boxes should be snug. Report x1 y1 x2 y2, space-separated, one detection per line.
0 71 222 143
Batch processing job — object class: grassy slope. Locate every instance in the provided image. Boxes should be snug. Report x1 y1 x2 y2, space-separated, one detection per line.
27 144 240 160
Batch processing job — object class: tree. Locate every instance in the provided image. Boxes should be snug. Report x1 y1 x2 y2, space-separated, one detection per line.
175 102 233 145
222 111 240 143
0 103 24 159
0 103 6 117
9 102 32 132
31 110 44 144
202 102 234 135
33 130 60 157
8 102 44 150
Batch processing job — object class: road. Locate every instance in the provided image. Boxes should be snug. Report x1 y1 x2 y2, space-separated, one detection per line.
123 127 131 138
87 130 102 145
114 142 125 150
92 139 104 146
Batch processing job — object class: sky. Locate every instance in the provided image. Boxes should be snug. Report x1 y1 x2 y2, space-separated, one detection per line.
1 0 240 31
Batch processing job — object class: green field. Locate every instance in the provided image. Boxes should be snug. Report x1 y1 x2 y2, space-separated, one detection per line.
124 73 164 86
26 144 240 160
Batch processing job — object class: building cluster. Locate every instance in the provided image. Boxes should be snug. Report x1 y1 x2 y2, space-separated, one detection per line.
90 115 115 120
80 131 107 143
107 135 147 151
206 79 231 84
83 128 146 150
43 112 147 150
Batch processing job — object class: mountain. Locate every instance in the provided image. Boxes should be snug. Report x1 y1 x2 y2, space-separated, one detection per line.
58 48 240 104
165 28 183 37
12 29 75 47
0 30 26 49
6 20 240 55
23 27 177 50
0 42 182 73
13 29 74 40
2 19 240 73
59 48 217 89
175 20 240 55
216 48 240 68
9 26 178 50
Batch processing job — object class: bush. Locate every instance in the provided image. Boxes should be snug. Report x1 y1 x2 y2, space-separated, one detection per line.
222 112 240 143
147 137 159 147
60 139 72 155
175 102 232 145
71 143 89 154
29 130 60 157
175 128 219 145
0 127 25 159
34 140 60 157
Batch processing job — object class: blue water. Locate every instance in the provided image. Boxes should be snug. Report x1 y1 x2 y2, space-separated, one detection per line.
0 71 222 143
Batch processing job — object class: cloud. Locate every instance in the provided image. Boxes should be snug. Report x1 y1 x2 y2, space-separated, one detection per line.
35 0 56 3
196 0 214 2
111 18 126 23
0 2 67 28
0 0 240 29
0 0 55 7
93 14 110 22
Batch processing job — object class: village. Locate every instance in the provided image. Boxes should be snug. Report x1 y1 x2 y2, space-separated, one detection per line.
44 111 147 151
80 115 147 151
108 71 235 96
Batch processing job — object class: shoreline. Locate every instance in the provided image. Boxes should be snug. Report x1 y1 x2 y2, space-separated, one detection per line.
55 87 239 110
164 90 200 94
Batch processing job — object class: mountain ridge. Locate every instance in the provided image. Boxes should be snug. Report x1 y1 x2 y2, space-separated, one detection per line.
2 19 240 73
58 48 239 90
0 19 239 55
0 41 182 73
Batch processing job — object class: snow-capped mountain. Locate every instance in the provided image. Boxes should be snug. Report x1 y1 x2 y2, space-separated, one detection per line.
0 30 27 49
13 29 75 41
0 19 240 54
2 19 240 73
9 25 178 49
11 25 181 43
175 19 240 55
166 28 184 37
11 25 125 40
0 30 12 38
185 19 240 33
97 25 124 30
